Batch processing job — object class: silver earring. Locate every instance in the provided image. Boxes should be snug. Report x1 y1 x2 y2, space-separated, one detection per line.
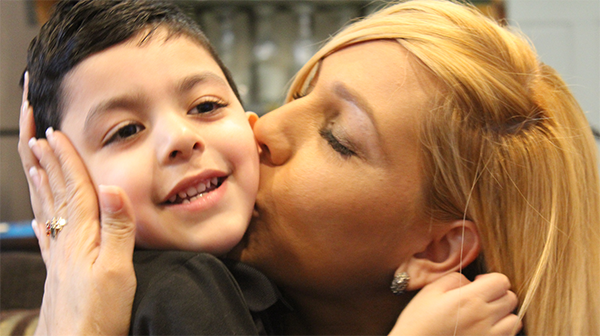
390 272 410 295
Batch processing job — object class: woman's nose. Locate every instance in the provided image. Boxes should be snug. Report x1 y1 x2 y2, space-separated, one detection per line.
253 104 296 166
157 116 204 164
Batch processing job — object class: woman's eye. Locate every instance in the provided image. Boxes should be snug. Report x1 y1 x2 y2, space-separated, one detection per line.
104 123 144 146
319 129 356 158
189 99 228 115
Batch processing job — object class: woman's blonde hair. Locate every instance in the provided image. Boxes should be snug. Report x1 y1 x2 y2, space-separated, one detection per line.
287 1 600 334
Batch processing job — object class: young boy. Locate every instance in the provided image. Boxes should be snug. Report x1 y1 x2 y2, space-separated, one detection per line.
23 0 519 335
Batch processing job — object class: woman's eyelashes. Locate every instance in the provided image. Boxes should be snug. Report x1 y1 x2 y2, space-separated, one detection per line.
189 97 228 115
103 122 144 146
319 128 356 158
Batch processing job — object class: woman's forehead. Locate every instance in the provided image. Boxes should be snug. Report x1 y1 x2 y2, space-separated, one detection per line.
318 41 438 123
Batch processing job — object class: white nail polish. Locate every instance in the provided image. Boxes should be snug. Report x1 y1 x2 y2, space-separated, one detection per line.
46 127 54 142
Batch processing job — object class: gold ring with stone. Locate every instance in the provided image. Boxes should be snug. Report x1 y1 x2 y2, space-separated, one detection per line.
45 217 67 239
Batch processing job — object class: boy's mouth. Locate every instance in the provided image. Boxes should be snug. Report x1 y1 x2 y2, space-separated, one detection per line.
164 177 226 205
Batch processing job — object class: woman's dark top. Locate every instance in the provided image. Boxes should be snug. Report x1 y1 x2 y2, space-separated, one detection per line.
129 250 287 335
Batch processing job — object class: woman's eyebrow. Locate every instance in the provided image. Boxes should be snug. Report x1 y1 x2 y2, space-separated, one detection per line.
333 82 381 139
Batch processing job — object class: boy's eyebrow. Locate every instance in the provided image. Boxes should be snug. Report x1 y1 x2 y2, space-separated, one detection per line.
177 72 229 93
84 93 147 132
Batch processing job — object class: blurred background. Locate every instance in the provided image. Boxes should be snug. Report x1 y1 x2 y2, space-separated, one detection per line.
1 0 598 225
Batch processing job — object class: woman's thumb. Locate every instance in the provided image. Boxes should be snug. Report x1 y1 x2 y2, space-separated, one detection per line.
97 185 136 264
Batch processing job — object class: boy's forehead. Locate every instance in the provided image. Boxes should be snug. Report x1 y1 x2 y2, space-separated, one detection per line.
62 27 216 92
59 30 226 125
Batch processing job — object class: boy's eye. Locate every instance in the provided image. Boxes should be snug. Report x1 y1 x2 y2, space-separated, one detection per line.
104 123 144 146
189 98 228 115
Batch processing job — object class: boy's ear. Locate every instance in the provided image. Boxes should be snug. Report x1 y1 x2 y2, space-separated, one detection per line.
246 112 259 129
403 220 481 291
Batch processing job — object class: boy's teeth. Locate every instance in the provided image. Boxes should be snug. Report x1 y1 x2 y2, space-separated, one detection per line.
186 186 198 197
169 177 223 204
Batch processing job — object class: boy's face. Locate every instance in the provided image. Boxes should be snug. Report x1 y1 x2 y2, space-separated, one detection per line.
60 30 259 255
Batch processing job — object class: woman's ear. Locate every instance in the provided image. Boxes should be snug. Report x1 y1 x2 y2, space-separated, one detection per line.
402 220 480 291
246 111 259 129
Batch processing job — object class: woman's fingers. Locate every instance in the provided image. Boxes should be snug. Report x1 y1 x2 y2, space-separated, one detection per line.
463 272 511 303
41 129 69 212
45 130 100 248
18 73 39 187
460 273 521 332
29 138 63 211
94 186 138 334
487 288 519 327
31 219 50 263
32 132 136 335
18 73 53 259
18 73 46 222
492 312 522 336
97 186 136 266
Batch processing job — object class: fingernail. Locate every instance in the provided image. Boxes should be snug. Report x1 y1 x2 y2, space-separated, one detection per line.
21 100 29 118
28 138 41 159
99 185 123 213
29 166 40 190
28 137 37 148
46 127 54 143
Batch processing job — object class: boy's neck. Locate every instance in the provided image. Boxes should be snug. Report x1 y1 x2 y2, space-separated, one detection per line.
281 288 412 335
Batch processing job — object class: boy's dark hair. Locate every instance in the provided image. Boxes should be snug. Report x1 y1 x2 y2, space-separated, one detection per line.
24 0 240 139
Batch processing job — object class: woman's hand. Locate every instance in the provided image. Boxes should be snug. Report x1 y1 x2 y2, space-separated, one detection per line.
391 272 522 336
18 73 138 335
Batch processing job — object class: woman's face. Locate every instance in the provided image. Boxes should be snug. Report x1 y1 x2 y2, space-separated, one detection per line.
236 40 441 296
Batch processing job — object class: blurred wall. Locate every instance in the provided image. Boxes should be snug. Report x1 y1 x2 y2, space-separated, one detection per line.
1 0 39 222
506 0 599 131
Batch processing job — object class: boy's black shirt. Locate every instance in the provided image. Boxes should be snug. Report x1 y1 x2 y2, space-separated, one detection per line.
130 249 288 335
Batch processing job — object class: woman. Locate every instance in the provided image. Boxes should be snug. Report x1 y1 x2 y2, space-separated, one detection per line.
19 0 599 335
246 1 600 334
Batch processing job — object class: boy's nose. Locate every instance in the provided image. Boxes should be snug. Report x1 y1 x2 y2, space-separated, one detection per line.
158 116 204 163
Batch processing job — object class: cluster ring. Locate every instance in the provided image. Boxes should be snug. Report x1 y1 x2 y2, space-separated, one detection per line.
45 217 67 239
